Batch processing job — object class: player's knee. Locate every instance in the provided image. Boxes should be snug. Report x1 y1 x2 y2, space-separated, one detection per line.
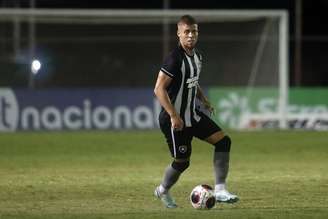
213 135 231 152
171 159 190 173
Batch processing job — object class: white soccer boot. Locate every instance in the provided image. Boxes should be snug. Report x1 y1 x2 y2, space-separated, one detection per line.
154 186 177 208
215 189 239 203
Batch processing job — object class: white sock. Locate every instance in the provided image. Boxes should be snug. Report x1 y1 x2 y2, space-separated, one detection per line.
158 184 167 194
215 183 226 192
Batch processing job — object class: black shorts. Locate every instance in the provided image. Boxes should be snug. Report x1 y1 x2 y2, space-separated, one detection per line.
159 111 222 159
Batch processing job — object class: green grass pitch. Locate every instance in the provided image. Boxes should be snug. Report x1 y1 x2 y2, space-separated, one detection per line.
0 130 327 219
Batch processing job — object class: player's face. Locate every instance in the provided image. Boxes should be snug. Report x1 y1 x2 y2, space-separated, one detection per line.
177 23 198 50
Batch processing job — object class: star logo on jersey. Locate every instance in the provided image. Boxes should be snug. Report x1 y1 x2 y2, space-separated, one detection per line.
178 145 188 153
216 92 250 128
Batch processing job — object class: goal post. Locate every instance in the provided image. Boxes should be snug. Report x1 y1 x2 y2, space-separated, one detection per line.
0 9 289 130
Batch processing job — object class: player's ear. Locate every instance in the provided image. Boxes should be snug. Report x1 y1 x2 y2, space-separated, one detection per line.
177 24 181 37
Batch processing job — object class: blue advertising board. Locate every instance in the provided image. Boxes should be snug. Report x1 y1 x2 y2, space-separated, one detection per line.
0 88 161 132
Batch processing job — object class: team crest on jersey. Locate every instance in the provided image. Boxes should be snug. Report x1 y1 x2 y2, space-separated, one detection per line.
178 145 188 153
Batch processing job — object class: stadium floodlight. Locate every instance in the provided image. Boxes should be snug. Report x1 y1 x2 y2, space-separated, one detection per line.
31 59 41 75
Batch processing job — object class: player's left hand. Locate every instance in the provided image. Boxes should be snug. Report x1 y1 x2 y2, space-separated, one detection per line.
203 101 215 115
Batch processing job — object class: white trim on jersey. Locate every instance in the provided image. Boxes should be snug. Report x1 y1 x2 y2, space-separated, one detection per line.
160 68 174 77
170 127 177 158
174 61 185 116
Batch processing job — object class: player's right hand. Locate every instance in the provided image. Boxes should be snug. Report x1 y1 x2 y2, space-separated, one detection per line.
170 114 184 131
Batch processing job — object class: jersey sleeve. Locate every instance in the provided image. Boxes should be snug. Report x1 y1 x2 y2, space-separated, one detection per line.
160 51 181 78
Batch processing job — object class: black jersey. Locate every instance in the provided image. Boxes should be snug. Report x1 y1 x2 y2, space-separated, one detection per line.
160 45 202 127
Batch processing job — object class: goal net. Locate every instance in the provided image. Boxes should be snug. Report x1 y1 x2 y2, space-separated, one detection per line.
0 9 289 130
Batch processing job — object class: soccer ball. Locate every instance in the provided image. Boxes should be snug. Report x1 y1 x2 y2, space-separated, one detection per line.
190 184 216 209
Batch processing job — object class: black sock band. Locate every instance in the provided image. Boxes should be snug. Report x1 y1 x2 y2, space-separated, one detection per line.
214 136 231 152
171 160 190 173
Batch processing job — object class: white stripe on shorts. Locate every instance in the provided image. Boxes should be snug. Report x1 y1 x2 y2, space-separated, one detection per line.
170 127 177 158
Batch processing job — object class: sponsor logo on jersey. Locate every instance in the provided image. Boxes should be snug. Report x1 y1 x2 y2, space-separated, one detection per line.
186 76 199 88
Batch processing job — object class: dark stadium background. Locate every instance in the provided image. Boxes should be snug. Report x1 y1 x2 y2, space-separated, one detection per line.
0 2 327 217
1 0 328 87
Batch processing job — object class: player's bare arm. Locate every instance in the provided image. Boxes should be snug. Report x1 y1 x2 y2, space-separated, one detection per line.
197 85 214 114
154 71 184 130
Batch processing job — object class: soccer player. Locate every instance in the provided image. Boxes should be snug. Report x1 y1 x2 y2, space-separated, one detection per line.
153 15 239 208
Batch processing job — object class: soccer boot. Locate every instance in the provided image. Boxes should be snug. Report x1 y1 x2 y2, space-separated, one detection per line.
215 189 239 203
154 186 177 208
